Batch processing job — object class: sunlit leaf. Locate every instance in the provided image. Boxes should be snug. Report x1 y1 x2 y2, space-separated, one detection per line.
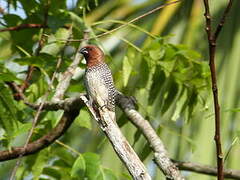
32 148 49 180
102 168 118 180
83 152 103 180
75 109 92 130
71 154 86 178
122 56 132 87
171 89 188 121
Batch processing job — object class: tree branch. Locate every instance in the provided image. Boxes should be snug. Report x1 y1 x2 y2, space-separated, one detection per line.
54 0 182 43
203 0 234 179
214 0 234 40
51 30 89 101
0 107 81 161
0 24 47 32
0 23 70 32
174 160 240 179
80 95 151 180
117 94 184 180
1 95 240 179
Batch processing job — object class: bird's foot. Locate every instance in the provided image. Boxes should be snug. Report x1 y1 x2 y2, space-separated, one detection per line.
99 118 107 129
99 104 107 111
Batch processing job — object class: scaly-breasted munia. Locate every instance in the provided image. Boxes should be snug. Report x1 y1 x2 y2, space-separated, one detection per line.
80 45 116 115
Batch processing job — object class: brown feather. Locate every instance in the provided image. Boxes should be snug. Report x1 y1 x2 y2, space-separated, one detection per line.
81 45 105 68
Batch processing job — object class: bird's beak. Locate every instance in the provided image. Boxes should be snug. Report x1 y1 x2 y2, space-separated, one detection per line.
80 47 88 55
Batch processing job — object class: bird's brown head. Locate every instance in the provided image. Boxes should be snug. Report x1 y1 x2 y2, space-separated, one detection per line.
80 45 105 68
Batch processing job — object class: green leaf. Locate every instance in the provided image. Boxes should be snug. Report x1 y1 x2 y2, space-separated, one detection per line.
71 154 86 178
138 57 150 88
53 147 75 167
26 75 48 102
51 0 67 10
102 168 118 180
13 123 32 137
41 28 71 56
14 53 57 70
120 173 132 180
133 129 142 146
42 167 61 179
47 10 70 31
0 32 12 60
176 45 201 60
158 59 175 77
64 11 85 34
184 90 198 122
171 89 188 121
138 143 151 161
19 0 39 16
224 137 239 162
122 56 132 87
162 44 176 60
225 108 240 112
3 14 22 26
83 152 103 180
161 80 178 114
0 83 19 144
148 67 165 104
0 72 18 81
75 109 92 130
149 48 165 60
32 148 49 180
48 17 69 32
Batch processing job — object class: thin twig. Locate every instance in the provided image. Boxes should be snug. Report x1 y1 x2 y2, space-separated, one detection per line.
9 4 50 179
56 0 181 43
20 66 36 92
0 23 70 32
51 30 89 101
214 0 234 40
0 6 5 14
0 24 47 32
19 5 50 93
5 82 26 100
55 140 81 155
203 0 234 180
18 24 73 151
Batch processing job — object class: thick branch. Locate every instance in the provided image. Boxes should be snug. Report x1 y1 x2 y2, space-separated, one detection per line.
117 94 184 180
80 95 151 180
0 95 240 179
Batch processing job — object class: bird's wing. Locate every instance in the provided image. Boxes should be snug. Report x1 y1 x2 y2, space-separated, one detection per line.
100 64 116 111
85 68 109 109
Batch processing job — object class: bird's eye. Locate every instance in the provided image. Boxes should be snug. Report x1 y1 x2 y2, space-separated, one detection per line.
80 47 89 55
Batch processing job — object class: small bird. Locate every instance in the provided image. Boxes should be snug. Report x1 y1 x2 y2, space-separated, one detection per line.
80 45 116 117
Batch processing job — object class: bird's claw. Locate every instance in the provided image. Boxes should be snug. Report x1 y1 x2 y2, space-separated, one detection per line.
99 104 107 111
100 119 107 129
